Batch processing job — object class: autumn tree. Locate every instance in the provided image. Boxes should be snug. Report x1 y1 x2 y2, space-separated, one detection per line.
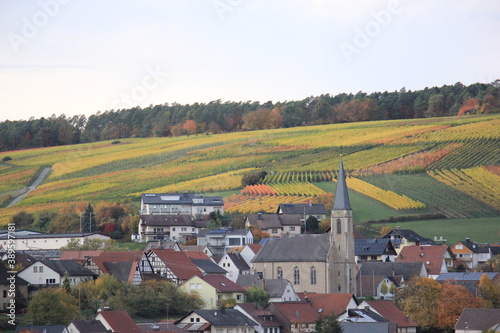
396 277 442 328
457 98 479 116
379 225 392 237
28 287 79 325
12 211 35 228
182 119 198 135
242 108 282 130
479 273 500 308
435 283 481 330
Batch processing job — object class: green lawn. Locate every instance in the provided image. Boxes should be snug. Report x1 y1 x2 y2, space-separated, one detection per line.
370 217 500 245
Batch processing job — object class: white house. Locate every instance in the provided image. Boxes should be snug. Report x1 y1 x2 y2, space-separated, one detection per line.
0 231 109 251
140 192 224 217
137 214 206 242
18 260 96 289
218 252 251 282
197 229 254 257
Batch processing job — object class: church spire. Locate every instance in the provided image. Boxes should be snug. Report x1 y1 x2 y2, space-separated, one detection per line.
333 157 351 210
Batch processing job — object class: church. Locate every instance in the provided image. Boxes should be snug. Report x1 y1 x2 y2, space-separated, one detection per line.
251 159 357 294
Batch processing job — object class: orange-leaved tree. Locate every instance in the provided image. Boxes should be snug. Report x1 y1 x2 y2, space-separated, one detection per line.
435 283 482 330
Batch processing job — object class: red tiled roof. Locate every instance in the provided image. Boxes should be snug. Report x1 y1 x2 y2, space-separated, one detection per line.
365 300 418 328
395 245 449 275
200 274 247 293
183 251 210 260
299 293 356 317
60 250 104 262
152 249 201 280
97 310 142 333
246 244 263 254
269 302 319 323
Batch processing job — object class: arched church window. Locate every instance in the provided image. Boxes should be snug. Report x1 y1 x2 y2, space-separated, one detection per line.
310 266 316 285
336 219 341 234
293 267 300 285
277 267 283 279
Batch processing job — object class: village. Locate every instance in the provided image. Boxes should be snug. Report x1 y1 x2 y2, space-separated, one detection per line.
1 161 499 333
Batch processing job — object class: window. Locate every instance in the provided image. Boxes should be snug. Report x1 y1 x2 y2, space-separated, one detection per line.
337 284 341 292
277 267 283 279
456 244 463 250
197 283 202 290
336 219 341 234
272 229 278 234
3 290 6 298
237 294 242 300
190 283 195 290
192 228 195 232
290 227 295 231
196 318 200 322
39 266 43 273
33 266 38 273
181 227 187 232
310 267 316 285
46 279 56 284
228 329 233 333
293 267 300 285
190 318 195 322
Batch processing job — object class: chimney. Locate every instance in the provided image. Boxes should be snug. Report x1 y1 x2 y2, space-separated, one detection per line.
257 213 263 220
220 306 226 314
304 291 309 302
465 237 471 243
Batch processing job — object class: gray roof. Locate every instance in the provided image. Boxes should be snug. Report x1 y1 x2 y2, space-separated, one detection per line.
35 259 96 277
252 234 330 263
227 253 250 271
103 262 134 283
193 309 258 327
197 228 251 237
358 262 425 281
70 319 107 333
455 308 500 331
192 259 227 274
277 203 327 215
140 214 194 226
436 272 499 282
333 159 352 210
247 214 301 229
141 192 224 206
236 276 291 298
383 229 438 245
355 239 396 256
15 325 67 333
341 322 396 333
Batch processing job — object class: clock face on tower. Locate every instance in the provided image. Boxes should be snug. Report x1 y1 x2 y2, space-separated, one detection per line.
334 211 342 217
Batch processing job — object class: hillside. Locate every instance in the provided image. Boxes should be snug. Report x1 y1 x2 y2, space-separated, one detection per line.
0 114 499 239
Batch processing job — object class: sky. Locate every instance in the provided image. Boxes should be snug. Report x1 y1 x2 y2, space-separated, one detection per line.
0 0 499 121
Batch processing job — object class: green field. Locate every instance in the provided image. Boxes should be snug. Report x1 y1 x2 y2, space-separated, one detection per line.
371 217 500 244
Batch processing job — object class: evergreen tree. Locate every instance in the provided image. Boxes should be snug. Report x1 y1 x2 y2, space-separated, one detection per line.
81 204 96 233
314 314 343 333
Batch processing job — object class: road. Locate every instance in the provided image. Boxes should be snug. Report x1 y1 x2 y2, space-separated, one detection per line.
7 167 51 207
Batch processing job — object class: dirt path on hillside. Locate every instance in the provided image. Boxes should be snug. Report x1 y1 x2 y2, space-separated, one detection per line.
7 167 51 207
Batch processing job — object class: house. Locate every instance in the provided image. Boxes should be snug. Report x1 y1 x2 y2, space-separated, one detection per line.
140 249 200 285
18 259 96 290
358 300 418 333
234 303 283 333
395 245 454 278
83 251 143 285
218 252 251 282
15 325 68 333
138 214 207 242
66 319 107 333
265 301 319 333
357 274 402 300
245 213 302 238
239 244 263 267
95 309 142 333
277 203 327 221
175 308 258 333
197 228 254 257
140 192 224 217
0 262 29 311
338 307 390 323
454 308 500 333
450 238 491 269
252 159 357 295
381 228 437 254
179 274 247 309
0 231 109 251
236 275 300 302
357 262 428 281
298 293 358 317
355 239 397 263
436 272 500 296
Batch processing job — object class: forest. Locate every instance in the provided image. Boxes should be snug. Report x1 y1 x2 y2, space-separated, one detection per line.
1 80 499 151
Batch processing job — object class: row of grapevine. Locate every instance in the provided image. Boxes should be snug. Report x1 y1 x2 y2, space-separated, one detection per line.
225 194 313 214
267 182 326 196
345 177 426 210
242 184 277 196
428 168 500 211
428 139 500 170
263 171 337 183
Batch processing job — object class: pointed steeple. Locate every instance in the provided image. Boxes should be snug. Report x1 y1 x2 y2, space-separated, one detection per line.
333 157 351 210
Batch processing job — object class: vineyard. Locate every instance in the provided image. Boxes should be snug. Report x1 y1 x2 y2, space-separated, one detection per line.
0 114 499 228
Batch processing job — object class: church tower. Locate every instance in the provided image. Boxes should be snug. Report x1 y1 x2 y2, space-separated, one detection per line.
329 158 357 294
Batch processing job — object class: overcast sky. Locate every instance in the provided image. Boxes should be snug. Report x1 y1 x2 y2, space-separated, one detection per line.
1 0 499 121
